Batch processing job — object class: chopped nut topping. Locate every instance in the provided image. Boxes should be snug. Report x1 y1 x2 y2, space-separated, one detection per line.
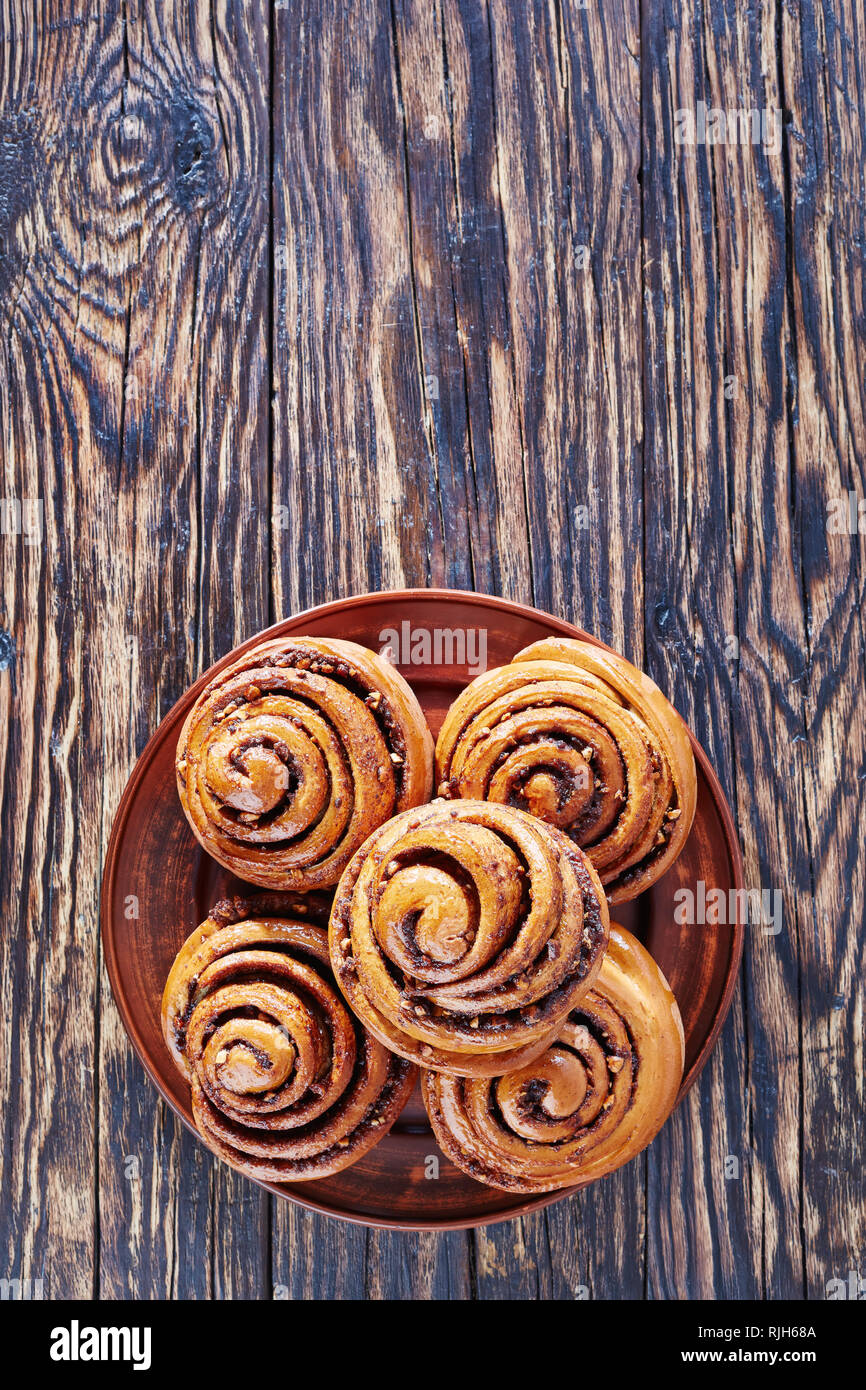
390 752 403 765
666 807 682 821
582 745 594 760
607 1056 625 1074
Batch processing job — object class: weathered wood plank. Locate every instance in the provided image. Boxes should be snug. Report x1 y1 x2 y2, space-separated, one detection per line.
366 1229 472 1299
481 0 645 643
470 0 646 1298
783 0 866 1299
640 0 771 1299
271 1208 368 1301
270 1 437 611
641 0 821 1299
270 1 410 1294
0 0 273 1299
1 0 124 1300
98 0 274 1299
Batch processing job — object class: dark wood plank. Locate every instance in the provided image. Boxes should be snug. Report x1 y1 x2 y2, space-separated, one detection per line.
0 0 272 1299
175 0 274 1303
783 0 866 1298
271 1209 368 1301
366 1229 472 1300
480 0 645 642
640 0 786 1299
1 0 122 1300
470 0 646 1298
97 0 274 1300
270 0 439 611
638 0 866 1299
270 0 406 1293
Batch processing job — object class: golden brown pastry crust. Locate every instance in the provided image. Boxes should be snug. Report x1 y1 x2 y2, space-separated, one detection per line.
422 925 684 1193
329 799 609 1077
161 892 416 1182
435 636 697 903
176 636 434 890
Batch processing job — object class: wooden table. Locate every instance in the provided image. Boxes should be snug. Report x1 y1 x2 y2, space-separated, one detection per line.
1 1 863 1301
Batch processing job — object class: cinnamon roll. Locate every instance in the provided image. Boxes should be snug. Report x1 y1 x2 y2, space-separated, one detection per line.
161 892 416 1182
176 637 434 890
422 925 684 1193
329 799 609 1077
435 637 697 903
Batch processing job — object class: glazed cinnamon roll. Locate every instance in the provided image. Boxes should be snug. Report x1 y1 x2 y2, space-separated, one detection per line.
161 892 416 1182
436 637 697 903
176 637 434 890
329 800 609 1077
422 926 684 1193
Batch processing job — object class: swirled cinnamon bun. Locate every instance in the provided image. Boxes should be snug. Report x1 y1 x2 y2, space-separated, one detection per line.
176 637 434 889
435 637 697 903
329 800 609 1077
422 925 684 1193
161 892 416 1182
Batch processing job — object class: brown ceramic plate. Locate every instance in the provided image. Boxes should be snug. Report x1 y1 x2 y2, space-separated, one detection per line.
101 589 744 1230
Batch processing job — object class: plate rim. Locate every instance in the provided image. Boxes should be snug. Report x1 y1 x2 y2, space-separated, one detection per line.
100 586 745 1232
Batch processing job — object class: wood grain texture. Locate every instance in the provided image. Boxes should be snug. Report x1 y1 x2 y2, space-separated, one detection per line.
1 0 862 1300
783 0 866 1299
